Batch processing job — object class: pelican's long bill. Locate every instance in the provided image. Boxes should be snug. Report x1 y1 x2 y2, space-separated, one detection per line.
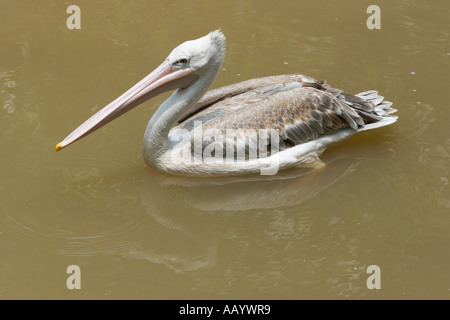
55 60 197 151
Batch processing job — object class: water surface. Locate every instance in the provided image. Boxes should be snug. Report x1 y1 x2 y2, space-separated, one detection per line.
0 0 449 299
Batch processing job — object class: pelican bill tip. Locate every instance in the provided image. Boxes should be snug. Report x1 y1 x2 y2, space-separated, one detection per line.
55 143 62 152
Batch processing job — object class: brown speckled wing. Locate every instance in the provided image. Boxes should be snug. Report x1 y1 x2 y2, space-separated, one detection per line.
177 75 371 158
177 74 317 128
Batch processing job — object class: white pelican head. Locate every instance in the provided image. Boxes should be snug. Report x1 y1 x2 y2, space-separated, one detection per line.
56 30 225 151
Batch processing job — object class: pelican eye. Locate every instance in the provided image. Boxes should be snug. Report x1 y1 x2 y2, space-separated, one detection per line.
178 58 188 64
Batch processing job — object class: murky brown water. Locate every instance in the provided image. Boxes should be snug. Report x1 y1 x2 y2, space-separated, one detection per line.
1 0 449 299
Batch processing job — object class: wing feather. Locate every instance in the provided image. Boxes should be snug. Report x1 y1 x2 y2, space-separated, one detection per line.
182 85 366 159
171 74 391 160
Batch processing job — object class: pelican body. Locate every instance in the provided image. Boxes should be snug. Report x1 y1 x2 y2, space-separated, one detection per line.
56 30 397 175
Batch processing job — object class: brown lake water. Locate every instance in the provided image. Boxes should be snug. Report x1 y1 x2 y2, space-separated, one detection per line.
0 0 449 299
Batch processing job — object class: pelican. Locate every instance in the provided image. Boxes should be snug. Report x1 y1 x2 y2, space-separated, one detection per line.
56 30 397 175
